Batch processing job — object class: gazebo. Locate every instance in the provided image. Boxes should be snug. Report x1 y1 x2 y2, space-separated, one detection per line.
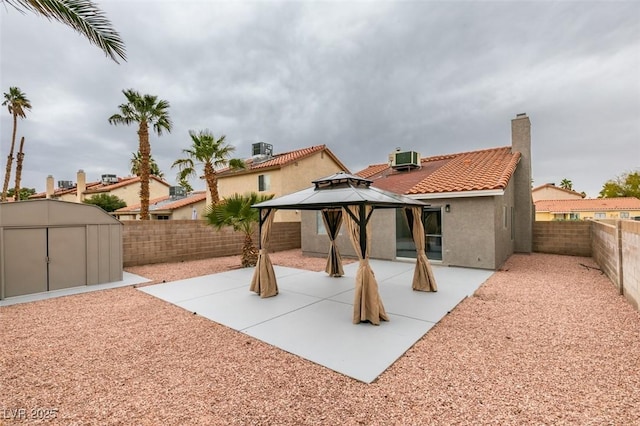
251 172 438 325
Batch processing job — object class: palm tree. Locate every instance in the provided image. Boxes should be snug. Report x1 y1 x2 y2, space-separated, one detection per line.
131 151 163 178
559 179 573 191
3 0 126 63
206 192 274 267
13 136 26 200
171 129 245 205
178 177 193 193
109 89 172 220
2 87 31 202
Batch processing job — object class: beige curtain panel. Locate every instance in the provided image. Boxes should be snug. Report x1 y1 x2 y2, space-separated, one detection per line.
250 208 278 298
343 205 389 325
404 206 437 292
322 209 344 277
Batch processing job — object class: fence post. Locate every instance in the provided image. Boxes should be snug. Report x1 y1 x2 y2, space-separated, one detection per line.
617 220 624 296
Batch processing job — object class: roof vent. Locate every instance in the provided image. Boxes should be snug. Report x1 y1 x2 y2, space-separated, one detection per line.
169 186 186 198
101 174 118 185
57 180 74 189
390 150 421 170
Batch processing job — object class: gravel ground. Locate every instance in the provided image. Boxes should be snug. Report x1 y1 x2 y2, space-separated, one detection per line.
1 251 639 425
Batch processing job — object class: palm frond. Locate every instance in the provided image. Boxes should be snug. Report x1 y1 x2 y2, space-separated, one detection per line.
5 0 127 63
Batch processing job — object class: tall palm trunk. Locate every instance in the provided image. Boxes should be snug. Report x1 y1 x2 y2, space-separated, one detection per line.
138 121 151 220
13 136 25 201
204 162 219 204
1 112 18 201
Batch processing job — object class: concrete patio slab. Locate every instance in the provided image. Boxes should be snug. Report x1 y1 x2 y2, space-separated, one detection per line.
138 260 493 383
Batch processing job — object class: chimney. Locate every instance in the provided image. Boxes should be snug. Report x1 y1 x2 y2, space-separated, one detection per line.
511 113 533 253
46 175 54 199
77 169 86 203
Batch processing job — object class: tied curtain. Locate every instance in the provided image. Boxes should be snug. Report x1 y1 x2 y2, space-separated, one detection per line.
250 208 278 298
343 205 389 325
404 206 437 292
322 209 344 277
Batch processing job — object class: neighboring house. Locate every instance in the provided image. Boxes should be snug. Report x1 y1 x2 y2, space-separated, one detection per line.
113 190 207 221
302 113 534 271
216 144 350 222
532 183 585 202
535 197 640 221
29 170 170 207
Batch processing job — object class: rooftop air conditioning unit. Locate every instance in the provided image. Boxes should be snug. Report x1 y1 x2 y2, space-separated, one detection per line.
391 150 421 170
252 142 273 157
169 186 186 198
57 180 74 189
101 174 118 185
251 142 274 164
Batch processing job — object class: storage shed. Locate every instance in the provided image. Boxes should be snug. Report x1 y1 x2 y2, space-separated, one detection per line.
0 199 123 299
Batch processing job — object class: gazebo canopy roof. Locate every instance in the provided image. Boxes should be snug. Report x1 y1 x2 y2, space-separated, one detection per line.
252 172 429 210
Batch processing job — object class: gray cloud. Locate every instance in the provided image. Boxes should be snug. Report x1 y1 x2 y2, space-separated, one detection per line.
1 1 638 198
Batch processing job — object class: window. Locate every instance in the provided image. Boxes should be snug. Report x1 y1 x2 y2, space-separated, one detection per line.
258 174 270 192
511 207 515 240
620 211 630 219
594 212 606 219
503 206 508 229
317 211 326 235
316 211 343 236
156 215 170 220
569 213 580 220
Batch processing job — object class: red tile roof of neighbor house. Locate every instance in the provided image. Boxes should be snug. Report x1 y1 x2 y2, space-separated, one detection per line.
115 191 207 213
356 146 521 195
30 176 169 199
217 144 350 176
532 183 585 198
535 197 640 213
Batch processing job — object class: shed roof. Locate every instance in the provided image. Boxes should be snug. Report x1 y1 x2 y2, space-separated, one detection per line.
0 199 121 227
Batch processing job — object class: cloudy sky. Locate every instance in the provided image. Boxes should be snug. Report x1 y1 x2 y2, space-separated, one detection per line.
1 0 639 198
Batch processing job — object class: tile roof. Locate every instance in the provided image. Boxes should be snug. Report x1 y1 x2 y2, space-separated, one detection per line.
217 145 349 176
532 183 584 198
535 197 640 213
356 146 520 195
116 191 207 213
30 176 169 199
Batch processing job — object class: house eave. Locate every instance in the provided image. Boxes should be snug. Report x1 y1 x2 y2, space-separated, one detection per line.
405 189 506 200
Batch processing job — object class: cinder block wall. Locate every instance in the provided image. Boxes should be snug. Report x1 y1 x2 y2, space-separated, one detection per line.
122 220 301 267
532 221 592 257
621 221 640 310
592 220 640 311
591 221 620 288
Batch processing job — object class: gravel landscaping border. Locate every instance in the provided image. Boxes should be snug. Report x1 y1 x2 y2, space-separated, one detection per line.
1 251 639 425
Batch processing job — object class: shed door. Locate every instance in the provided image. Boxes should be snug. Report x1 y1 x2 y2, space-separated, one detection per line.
48 227 87 291
3 228 48 297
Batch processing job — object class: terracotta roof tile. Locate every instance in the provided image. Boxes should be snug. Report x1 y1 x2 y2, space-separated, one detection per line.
116 191 206 213
218 144 350 177
30 176 169 199
535 197 640 213
356 146 520 195
532 183 585 198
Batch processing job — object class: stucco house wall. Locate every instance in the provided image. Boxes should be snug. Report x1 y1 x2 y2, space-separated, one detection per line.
532 184 584 202
300 113 532 271
302 208 397 261
84 178 169 207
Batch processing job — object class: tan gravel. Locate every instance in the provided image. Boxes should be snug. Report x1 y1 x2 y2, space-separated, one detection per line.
1 251 639 425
